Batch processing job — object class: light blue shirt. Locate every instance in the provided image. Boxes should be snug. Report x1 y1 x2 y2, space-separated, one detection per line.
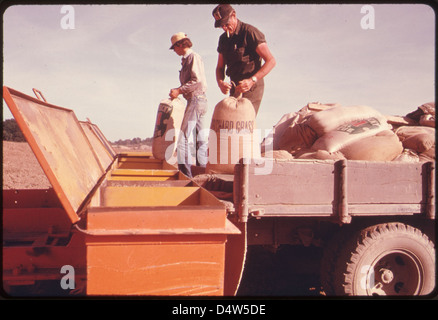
179 49 208 100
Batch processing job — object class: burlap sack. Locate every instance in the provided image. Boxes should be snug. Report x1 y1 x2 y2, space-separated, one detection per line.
261 112 298 153
419 102 435 116
261 102 339 153
207 96 259 174
406 102 435 122
261 150 294 160
152 98 185 161
402 133 435 153
296 149 346 160
393 149 420 162
311 116 391 153
339 130 403 161
395 126 435 139
419 146 436 162
307 105 387 137
419 114 435 128
395 126 435 153
278 122 318 153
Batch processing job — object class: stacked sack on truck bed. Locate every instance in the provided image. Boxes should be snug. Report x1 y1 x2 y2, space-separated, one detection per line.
261 102 435 162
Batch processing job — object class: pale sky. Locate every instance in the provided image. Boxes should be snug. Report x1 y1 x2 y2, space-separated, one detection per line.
2 4 435 141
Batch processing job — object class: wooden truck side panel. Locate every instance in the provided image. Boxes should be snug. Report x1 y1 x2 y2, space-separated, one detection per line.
235 159 434 222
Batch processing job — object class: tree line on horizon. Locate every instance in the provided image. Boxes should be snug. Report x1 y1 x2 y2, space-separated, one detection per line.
111 137 153 146
3 119 26 142
2 118 152 146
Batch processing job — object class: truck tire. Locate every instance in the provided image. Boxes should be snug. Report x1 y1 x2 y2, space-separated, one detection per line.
327 222 435 296
320 225 351 295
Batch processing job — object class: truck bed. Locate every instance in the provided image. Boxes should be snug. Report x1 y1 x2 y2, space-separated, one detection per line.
233 159 435 223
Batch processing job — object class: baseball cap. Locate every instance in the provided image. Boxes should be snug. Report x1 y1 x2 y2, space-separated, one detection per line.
212 4 234 28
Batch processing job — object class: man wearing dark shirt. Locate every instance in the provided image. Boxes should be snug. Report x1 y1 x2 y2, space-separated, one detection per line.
213 4 276 115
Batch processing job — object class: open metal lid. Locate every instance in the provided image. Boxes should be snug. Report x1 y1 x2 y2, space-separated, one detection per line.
3 86 114 223
79 119 117 171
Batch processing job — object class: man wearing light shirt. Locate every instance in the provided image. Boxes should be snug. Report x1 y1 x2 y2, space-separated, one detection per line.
169 32 209 178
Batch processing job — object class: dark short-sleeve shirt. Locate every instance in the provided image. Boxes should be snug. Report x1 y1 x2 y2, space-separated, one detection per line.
217 20 266 83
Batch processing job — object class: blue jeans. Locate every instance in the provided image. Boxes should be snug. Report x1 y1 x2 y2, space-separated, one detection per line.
177 94 209 178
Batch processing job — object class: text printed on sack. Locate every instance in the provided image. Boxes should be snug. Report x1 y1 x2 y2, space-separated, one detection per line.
211 119 255 133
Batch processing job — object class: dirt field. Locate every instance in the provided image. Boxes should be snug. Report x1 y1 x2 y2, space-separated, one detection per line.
2 141 152 190
2 141 52 189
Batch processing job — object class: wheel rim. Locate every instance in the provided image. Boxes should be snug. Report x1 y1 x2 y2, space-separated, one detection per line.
365 250 424 296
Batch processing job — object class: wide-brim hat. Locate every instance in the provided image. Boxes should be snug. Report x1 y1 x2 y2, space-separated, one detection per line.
170 32 188 49
212 4 234 28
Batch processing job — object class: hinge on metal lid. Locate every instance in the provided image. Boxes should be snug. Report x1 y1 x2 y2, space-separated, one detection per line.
32 88 47 102
250 208 265 219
